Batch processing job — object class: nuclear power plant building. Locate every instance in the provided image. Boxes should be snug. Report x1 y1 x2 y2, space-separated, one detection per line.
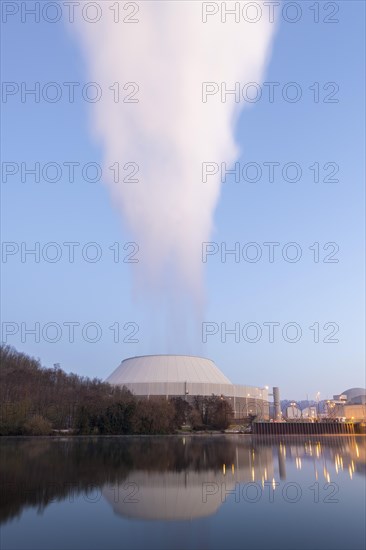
106 355 269 419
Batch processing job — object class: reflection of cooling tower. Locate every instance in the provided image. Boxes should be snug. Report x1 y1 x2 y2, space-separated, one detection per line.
273 387 281 421
102 439 275 521
103 470 233 521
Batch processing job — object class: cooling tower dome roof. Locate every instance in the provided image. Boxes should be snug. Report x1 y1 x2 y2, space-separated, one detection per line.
106 355 232 386
341 388 366 401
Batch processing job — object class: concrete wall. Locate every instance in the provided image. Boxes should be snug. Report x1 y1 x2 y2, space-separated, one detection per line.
120 381 267 400
344 404 366 421
131 394 270 420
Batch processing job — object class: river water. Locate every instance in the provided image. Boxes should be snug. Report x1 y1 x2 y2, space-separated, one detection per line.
1 435 365 550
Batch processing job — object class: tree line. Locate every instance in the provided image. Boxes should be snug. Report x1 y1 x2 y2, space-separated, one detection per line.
0 346 233 435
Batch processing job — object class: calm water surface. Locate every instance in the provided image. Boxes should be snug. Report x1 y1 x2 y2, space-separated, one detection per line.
1 435 365 550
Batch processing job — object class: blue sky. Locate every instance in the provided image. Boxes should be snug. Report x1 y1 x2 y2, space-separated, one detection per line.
1 1 365 399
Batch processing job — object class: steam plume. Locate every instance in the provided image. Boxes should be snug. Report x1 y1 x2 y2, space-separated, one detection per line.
73 2 276 310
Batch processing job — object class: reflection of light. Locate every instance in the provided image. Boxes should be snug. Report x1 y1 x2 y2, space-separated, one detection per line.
295 457 302 470
326 472 331 483
305 441 313 456
264 468 268 481
355 444 359 458
272 478 276 490
231 464 235 475
351 460 355 472
316 443 320 458
223 464 226 475
335 454 341 474
261 476 264 488
183 437 186 445
315 470 318 480
349 465 353 479
251 467 255 481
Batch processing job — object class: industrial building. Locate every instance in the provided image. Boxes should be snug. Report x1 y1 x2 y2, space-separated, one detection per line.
106 355 269 419
326 387 366 421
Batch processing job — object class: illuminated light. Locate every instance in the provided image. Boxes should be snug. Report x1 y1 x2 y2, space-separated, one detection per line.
223 464 226 475
232 464 235 475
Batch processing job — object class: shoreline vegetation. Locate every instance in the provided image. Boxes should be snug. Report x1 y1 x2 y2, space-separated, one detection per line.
0 346 234 436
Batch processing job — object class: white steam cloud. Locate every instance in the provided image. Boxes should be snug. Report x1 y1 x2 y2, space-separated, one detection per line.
73 2 276 310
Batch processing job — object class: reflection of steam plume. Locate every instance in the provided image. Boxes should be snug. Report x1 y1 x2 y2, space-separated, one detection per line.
73 3 276 309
